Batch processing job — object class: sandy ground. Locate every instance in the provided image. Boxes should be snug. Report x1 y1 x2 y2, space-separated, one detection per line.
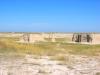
0 54 100 75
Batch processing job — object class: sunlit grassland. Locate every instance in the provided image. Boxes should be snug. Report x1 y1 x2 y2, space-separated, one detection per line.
0 37 100 56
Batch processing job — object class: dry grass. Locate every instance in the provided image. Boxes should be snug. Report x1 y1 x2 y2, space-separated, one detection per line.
0 37 100 56
0 37 62 55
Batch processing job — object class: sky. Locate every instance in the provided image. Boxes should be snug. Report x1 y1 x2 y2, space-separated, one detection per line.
0 0 100 32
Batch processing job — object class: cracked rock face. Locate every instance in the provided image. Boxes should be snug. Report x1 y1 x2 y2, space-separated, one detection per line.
0 54 100 75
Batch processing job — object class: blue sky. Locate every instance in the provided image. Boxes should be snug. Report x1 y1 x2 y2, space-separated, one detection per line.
0 0 99 32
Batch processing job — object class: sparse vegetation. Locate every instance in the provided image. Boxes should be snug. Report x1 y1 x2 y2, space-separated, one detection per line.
55 38 67 42
0 37 100 56
50 55 67 61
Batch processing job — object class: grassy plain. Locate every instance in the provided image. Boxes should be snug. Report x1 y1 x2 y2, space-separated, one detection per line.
0 37 100 56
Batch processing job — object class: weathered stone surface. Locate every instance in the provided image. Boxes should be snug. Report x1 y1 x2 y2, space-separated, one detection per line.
0 54 100 75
